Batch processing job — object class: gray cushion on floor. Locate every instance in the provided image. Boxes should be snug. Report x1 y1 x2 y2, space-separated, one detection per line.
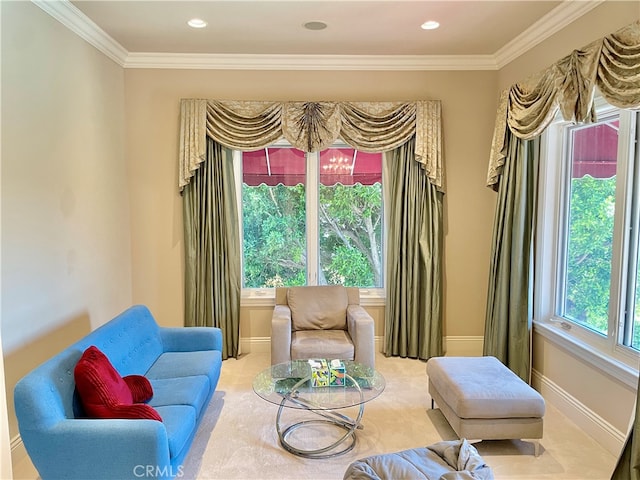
343 439 494 480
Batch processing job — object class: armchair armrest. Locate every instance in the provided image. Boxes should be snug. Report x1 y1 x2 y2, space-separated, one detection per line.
159 327 222 353
24 419 173 480
271 305 292 365
347 305 375 368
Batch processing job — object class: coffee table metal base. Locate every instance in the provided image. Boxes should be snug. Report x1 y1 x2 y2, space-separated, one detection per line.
275 375 365 459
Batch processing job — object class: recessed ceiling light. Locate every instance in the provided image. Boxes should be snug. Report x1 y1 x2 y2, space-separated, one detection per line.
187 18 207 29
304 21 327 31
421 20 440 30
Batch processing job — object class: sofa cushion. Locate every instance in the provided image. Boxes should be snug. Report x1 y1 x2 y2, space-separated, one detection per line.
74 346 162 421
154 405 197 459
123 375 154 403
146 350 221 389
149 376 210 416
287 285 348 331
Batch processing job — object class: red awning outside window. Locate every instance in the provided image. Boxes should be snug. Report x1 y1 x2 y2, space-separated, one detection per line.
572 121 619 179
242 147 382 186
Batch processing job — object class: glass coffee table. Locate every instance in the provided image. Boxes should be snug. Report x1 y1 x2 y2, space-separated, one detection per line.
253 360 385 459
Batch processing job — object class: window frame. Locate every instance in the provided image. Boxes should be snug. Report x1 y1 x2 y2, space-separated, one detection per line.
235 141 386 305
535 97 640 388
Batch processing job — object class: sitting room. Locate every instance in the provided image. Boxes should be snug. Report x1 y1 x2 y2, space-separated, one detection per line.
2 1 640 479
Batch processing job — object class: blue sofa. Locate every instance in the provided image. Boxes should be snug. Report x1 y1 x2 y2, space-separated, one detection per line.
13 305 223 480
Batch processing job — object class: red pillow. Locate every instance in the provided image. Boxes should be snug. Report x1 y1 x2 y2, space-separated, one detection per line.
74 346 161 422
124 375 154 403
82 402 161 422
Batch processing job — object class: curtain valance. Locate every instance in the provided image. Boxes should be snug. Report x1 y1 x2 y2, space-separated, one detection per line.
179 99 443 191
487 20 640 188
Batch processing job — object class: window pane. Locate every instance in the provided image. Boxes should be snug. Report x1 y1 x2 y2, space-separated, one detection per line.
242 148 306 287
630 123 640 350
561 118 619 335
318 149 383 287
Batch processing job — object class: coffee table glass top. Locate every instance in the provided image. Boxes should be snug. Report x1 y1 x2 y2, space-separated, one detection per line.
253 360 385 410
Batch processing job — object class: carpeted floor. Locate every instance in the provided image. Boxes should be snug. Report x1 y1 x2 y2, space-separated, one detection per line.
181 352 617 480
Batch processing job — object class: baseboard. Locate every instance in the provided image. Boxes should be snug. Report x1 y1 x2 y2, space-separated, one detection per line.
444 336 484 356
240 336 270 354
10 433 36 479
11 434 23 458
241 336 484 357
532 369 626 456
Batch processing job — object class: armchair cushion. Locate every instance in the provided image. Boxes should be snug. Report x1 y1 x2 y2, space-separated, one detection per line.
288 285 348 331
291 330 355 360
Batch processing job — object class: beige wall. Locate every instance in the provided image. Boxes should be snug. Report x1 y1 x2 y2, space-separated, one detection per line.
1 1 131 443
124 69 498 342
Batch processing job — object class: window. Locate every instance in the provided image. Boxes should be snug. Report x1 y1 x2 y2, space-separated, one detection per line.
537 97 640 374
237 143 383 291
559 115 619 337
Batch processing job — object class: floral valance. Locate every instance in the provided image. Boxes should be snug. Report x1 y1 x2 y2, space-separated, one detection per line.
487 20 640 187
179 99 443 191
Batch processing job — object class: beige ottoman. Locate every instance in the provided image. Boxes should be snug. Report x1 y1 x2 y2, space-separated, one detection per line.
426 356 545 456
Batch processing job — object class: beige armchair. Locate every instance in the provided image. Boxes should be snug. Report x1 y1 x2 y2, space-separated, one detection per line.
271 285 375 368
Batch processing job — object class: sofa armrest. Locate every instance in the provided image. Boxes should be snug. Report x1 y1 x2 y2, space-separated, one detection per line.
271 305 292 365
24 419 173 480
347 305 375 368
159 327 223 353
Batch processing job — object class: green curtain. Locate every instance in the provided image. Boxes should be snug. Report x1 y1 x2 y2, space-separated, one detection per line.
384 137 444 360
483 131 539 382
183 138 240 360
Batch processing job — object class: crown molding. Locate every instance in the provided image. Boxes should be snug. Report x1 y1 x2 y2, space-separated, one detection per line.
35 0 600 72
31 0 128 66
494 0 605 69
124 53 498 71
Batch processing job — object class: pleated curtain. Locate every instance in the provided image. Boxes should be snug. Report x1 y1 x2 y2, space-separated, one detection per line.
483 132 539 382
384 137 444 360
182 139 240 360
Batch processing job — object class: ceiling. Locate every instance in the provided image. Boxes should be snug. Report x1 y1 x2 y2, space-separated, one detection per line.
49 1 605 69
